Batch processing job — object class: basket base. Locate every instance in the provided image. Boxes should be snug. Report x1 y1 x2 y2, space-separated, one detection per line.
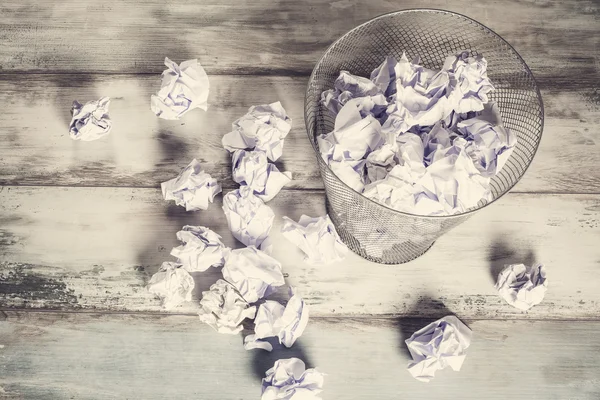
337 224 436 264
326 199 436 264
353 240 436 265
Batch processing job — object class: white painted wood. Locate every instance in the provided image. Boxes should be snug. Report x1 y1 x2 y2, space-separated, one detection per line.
0 75 312 189
0 0 598 83
0 75 598 192
0 312 598 399
0 1 598 395
1 186 599 318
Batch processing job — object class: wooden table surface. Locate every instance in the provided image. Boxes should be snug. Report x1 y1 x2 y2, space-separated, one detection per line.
1 1 599 399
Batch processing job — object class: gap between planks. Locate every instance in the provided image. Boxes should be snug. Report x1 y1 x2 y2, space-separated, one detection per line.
0 70 314 77
0 71 596 90
2 308 600 323
1 184 599 196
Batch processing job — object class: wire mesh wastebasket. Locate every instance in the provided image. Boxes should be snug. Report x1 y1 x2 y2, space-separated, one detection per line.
305 9 544 264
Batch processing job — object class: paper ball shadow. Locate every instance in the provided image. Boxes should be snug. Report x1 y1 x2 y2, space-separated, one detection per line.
156 129 191 163
51 74 101 129
395 296 456 361
135 203 191 281
243 283 314 381
191 268 224 298
247 337 315 381
487 236 537 284
135 201 233 289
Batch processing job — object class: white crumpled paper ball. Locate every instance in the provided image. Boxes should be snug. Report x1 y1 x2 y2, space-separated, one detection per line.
244 289 310 351
221 246 285 304
222 101 292 162
232 149 292 202
151 57 210 120
495 263 548 311
198 279 257 334
161 159 222 211
147 262 195 310
222 186 275 248
405 315 472 382
281 214 348 265
170 225 228 272
261 358 325 400
69 97 112 141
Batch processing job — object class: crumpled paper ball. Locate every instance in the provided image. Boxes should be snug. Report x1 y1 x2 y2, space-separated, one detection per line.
69 97 112 141
151 57 210 120
244 289 309 351
161 159 222 211
222 101 292 162
198 279 257 334
261 358 325 400
221 246 285 304
222 186 274 248
147 262 195 310
170 225 228 272
405 315 472 382
281 215 348 265
495 262 548 311
232 149 292 202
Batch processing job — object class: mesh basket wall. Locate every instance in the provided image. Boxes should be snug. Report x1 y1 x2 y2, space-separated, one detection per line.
305 10 544 264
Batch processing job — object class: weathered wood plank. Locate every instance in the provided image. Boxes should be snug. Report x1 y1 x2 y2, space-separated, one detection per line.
0 75 310 189
0 0 598 87
1 186 599 319
0 312 598 399
1 75 598 193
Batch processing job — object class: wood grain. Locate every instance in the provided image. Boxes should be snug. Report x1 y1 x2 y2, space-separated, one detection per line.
0 0 598 86
1 75 598 193
0 311 598 399
1 1 598 393
1 186 599 318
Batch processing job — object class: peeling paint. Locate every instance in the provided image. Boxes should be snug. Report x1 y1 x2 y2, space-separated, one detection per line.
0 263 79 307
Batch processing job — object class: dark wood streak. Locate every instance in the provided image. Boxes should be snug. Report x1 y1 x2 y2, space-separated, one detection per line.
1 187 598 318
0 263 80 307
0 0 598 79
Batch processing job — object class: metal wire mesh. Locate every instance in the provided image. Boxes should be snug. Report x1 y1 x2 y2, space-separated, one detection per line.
305 9 544 264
